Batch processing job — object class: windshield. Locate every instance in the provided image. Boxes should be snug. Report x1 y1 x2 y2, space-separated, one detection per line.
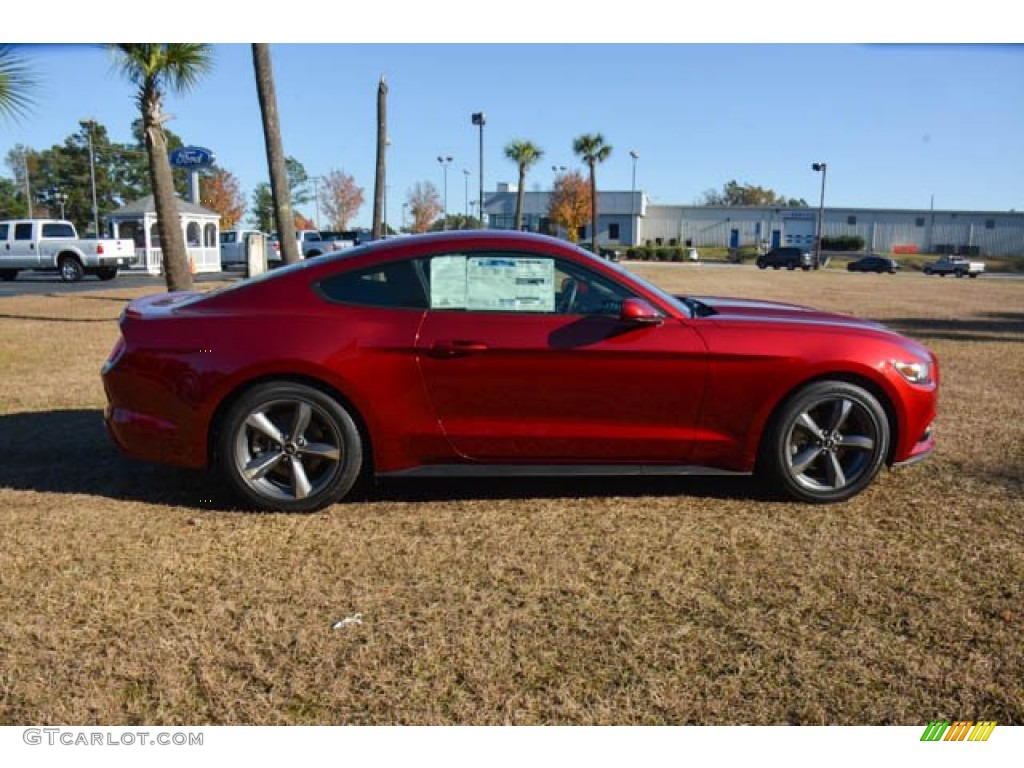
583 248 697 318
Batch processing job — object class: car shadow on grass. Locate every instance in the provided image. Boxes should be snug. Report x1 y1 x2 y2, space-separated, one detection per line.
0 409 237 511
0 409 770 511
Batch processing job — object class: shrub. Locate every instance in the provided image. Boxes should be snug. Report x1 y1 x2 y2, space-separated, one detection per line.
822 235 865 252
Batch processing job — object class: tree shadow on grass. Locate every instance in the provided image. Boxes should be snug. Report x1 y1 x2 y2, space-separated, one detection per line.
885 313 1024 344
0 409 769 512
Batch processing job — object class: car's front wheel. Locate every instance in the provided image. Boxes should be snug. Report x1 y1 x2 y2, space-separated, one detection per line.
759 380 890 503
218 382 364 512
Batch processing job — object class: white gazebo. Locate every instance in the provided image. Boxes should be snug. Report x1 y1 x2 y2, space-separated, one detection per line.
107 195 221 275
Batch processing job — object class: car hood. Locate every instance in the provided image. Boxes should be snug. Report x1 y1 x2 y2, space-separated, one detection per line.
685 295 889 332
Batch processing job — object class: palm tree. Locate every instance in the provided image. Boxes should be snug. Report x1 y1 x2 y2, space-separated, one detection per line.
111 44 212 292
0 45 35 121
252 44 299 265
572 133 612 252
504 140 544 231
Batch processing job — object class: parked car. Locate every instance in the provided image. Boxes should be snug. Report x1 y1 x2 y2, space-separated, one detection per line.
756 246 814 271
0 219 134 282
102 231 938 512
922 254 985 278
219 229 264 267
847 255 900 274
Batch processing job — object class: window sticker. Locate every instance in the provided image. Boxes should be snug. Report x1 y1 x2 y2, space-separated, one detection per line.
429 254 468 309
430 255 555 312
466 256 554 312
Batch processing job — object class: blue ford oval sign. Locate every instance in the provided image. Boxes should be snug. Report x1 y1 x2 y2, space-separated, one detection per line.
169 146 216 169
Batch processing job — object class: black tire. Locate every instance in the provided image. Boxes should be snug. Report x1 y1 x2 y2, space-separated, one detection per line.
96 267 118 281
758 380 890 504
757 263 767 270
0 269 17 281
968 273 979 278
58 255 84 282
218 382 364 512
955 270 965 278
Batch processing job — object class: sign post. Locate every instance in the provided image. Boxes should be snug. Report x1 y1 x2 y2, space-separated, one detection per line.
169 146 216 204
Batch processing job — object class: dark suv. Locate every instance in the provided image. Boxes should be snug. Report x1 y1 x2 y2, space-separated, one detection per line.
757 247 813 271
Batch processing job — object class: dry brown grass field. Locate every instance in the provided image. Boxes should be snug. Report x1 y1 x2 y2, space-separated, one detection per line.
1 267 1021 726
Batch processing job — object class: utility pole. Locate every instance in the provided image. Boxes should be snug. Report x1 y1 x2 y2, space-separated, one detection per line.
88 123 100 236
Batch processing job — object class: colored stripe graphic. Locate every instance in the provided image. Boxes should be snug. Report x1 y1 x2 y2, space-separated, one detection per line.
920 720 996 742
944 721 973 741
968 722 996 741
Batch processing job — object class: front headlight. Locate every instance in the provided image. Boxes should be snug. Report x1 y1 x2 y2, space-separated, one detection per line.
892 359 932 385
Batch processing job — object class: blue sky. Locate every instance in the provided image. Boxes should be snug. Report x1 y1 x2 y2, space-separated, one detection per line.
3 38 1021 228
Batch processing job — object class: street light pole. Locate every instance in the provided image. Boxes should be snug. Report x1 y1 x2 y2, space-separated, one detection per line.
463 168 470 220
437 155 452 230
471 112 485 228
629 150 639 245
812 161 827 269
87 123 100 236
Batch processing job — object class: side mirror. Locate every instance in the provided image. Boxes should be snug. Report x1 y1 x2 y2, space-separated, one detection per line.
620 297 663 326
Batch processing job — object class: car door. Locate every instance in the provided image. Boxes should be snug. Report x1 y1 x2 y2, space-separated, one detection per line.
0 223 10 268
415 250 709 464
10 222 39 267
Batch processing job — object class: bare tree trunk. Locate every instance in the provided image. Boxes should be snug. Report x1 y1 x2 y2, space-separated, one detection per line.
142 82 192 292
252 44 299 264
372 75 387 240
590 161 598 252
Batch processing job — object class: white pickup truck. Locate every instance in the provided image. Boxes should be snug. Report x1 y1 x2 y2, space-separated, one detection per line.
922 254 986 278
267 229 353 262
0 219 135 282
219 229 263 267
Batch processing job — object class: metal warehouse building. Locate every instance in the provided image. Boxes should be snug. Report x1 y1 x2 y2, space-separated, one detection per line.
484 186 1024 256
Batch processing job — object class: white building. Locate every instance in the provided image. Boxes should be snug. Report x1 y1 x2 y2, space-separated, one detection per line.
484 187 1024 256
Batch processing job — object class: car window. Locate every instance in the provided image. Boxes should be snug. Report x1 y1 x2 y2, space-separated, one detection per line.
41 223 76 238
14 223 32 240
0 224 8 240
317 259 428 309
424 251 635 316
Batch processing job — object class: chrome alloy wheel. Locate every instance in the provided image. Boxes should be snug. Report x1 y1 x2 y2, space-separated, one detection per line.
232 397 344 503
761 380 890 503
784 395 881 493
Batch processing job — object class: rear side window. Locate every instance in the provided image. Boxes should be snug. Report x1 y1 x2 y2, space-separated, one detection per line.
0 224 8 240
41 223 76 238
317 259 428 309
14 223 32 240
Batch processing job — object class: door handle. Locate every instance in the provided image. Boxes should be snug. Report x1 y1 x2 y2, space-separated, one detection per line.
430 340 489 357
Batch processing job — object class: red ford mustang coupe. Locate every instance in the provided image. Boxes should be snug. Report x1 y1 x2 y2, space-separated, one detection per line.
102 231 937 512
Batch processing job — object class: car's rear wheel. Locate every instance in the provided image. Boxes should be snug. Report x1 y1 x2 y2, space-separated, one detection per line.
218 382 363 512
59 255 84 282
759 380 890 503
